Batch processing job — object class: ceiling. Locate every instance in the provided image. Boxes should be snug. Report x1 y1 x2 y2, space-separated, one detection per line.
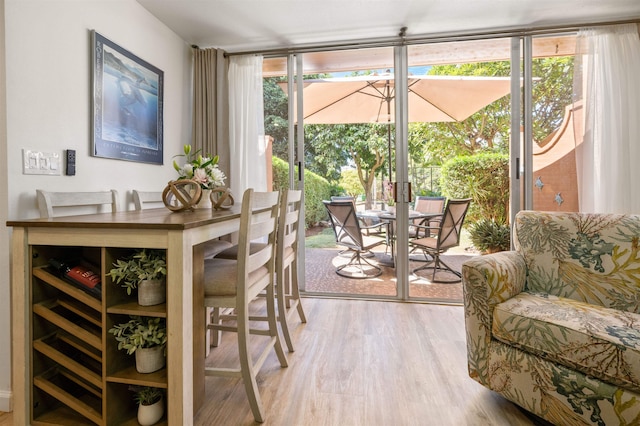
137 0 640 53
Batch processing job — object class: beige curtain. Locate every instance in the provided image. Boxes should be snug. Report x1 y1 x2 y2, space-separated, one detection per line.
192 48 230 181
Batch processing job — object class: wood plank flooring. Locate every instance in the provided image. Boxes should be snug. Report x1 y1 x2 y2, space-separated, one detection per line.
195 297 536 425
0 297 538 426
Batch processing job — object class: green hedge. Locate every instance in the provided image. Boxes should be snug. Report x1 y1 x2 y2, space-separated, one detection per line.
440 153 509 224
272 157 332 227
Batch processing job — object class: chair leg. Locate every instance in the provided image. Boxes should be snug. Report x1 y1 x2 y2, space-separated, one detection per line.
290 258 307 323
236 302 266 423
412 252 462 284
266 279 289 368
278 259 307 352
336 250 382 278
277 265 295 352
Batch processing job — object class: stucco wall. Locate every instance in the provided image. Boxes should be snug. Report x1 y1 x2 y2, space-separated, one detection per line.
1 0 192 410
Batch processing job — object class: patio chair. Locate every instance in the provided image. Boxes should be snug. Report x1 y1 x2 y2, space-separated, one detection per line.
411 196 446 238
323 200 387 278
331 195 384 235
409 198 471 283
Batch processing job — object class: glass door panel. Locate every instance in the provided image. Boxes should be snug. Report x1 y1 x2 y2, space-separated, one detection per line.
529 34 577 212
405 39 515 303
266 47 400 299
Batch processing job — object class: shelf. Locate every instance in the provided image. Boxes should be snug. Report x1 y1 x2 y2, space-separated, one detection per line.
107 365 168 388
33 267 102 311
32 405 98 426
33 338 102 389
33 371 102 425
107 301 167 317
33 300 102 351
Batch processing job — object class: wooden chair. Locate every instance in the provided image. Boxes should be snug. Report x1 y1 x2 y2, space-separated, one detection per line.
212 190 307 352
203 189 287 423
409 198 471 283
36 189 119 218
132 190 166 210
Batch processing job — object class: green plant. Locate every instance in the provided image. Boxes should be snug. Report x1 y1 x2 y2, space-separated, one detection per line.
109 249 167 295
440 153 509 224
469 218 511 253
109 316 167 355
130 386 163 406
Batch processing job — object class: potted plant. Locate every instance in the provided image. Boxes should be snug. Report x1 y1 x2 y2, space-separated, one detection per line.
130 386 164 426
109 249 167 306
109 315 168 373
469 218 511 254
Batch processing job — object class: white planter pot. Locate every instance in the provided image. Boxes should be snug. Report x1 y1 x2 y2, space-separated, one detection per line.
195 189 212 209
138 279 166 306
137 396 164 426
135 345 166 374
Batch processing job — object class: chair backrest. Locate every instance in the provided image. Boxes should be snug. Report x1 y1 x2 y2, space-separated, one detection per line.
414 196 446 214
132 190 164 210
331 196 355 204
436 198 472 250
323 200 365 250
238 189 280 292
278 190 303 262
36 189 119 218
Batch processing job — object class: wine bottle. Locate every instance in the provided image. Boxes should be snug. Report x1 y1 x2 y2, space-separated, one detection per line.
49 258 102 298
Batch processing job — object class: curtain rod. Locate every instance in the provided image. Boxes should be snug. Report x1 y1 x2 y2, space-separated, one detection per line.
222 18 639 58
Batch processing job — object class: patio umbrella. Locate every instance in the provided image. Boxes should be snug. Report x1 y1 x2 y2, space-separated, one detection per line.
278 73 515 181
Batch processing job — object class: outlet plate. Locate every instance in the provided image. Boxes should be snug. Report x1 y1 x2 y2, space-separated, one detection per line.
23 149 62 175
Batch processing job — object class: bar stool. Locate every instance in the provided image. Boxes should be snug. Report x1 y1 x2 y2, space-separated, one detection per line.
212 189 307 352
203 189 287 423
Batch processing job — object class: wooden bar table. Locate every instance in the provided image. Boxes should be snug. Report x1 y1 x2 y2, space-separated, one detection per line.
8 206 242 425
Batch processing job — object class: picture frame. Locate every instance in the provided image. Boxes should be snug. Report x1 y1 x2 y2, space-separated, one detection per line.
92 31 164 165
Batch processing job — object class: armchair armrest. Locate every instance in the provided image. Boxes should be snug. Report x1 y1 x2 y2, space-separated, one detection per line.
461 251 527 385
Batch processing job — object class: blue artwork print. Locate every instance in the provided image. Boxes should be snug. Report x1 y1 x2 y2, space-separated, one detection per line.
92 32 163 164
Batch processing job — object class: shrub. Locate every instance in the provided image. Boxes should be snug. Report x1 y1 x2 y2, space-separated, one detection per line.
272 156 332 227
469 218 511 253
440 153 509 224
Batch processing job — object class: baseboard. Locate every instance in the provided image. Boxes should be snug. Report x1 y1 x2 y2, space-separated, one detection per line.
0 389 12 412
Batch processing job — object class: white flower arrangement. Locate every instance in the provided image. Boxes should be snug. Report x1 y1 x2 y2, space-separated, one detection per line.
172 144 226 190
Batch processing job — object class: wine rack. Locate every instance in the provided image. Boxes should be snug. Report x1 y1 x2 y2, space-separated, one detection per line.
30 246 168 426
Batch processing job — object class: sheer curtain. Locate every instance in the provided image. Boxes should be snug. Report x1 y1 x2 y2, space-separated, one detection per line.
573 23 640 213
228 55 267 196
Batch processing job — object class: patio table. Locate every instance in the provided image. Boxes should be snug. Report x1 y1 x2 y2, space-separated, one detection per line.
357 209 442 267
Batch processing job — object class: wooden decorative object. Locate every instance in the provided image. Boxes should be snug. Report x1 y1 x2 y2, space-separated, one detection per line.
162 180 202 211
210 187 234 210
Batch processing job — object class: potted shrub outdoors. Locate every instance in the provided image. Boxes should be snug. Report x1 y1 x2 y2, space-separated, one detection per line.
109 249 167 306
131 385 164 426
469 218 511 254
109 315 168 373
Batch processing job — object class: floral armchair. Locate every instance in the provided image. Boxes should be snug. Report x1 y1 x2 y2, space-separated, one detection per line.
462 211 640 425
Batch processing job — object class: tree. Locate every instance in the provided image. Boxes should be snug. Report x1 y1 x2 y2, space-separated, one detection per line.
304 123 388 209
407 58 574 165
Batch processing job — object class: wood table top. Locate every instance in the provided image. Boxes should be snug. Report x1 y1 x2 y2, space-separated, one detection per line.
7 206 243 230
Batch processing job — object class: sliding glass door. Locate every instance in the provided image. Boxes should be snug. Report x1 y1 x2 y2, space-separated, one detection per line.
262 30 578 303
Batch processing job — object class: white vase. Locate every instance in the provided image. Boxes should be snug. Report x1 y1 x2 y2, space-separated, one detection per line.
195 189 212 209
135 345 166 374
137 396 164 426
138 278 166 306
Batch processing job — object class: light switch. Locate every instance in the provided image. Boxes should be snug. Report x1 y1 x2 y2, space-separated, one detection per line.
23 149 62 175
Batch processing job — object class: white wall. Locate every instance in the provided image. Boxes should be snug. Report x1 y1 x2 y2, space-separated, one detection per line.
1 0 193 410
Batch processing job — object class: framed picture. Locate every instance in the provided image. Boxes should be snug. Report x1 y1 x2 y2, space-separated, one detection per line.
92 31 164 164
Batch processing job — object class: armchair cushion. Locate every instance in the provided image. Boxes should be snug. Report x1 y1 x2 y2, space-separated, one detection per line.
493 291 640 393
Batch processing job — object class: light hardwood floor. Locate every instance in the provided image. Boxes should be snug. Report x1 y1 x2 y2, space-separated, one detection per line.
1 297 538 426
195 297 537 425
